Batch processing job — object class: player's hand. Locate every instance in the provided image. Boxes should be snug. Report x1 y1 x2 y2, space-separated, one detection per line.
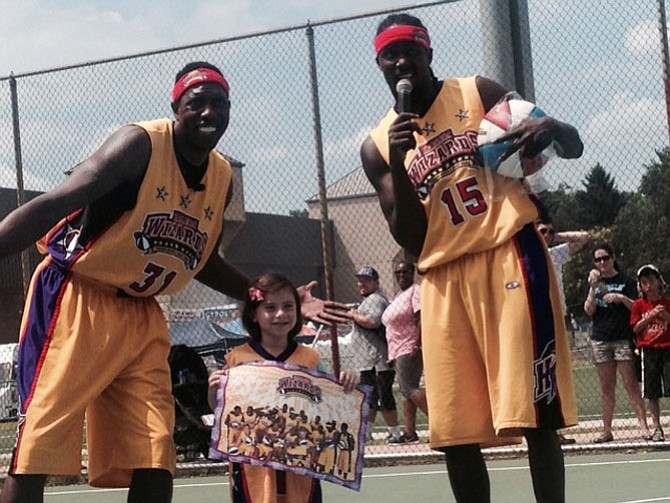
339 370 360 393
496 116 558 163
298 281 350 326
388 112 422 166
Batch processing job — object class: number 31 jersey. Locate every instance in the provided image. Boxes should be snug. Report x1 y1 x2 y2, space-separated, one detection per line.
41 119 232 297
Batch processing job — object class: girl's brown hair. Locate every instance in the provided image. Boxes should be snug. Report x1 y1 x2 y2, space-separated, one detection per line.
241 272 303 342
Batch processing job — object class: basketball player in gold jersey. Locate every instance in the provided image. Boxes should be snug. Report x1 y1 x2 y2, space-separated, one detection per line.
361 14 584 503
0 61 346 503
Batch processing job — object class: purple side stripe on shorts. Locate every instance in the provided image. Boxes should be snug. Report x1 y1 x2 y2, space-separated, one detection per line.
516 224 566 428
17 264 69 414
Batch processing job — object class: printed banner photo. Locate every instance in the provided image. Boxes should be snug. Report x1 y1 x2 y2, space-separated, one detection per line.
209 361 371 491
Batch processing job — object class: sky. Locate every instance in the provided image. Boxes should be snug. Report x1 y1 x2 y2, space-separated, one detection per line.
0 0 667 215
0 0 425 76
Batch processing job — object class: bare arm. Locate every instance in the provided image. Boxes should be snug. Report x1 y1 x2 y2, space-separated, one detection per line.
583 269 600 316
197 186 348 324
360 123 426 257
345 308 379 330
554 230 591 256
0 125 151 258
195 251 251 301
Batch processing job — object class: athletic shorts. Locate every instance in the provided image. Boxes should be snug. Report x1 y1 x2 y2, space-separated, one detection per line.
395 350 424 400
590 339 635 364
420 225 578 450
641 347 670 399
11 266 176 487
360 368 397 412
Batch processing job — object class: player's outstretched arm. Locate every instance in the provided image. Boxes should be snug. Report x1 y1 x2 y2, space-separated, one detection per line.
195 251 251 301
0 125 151 259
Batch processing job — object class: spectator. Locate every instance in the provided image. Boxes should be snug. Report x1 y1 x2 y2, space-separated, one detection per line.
630 264 670 442
537 215 590 445
537 215 591 311
583 243 651 442
381 260 428 444
345 266 402 444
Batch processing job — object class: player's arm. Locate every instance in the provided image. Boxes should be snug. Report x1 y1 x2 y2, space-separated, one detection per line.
360 132 425 258
195 182 251 300
0 125 151 259
476 76 584 161
196 185 349 324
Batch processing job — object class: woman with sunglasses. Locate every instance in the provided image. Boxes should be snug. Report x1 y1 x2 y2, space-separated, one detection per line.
584 243 651 442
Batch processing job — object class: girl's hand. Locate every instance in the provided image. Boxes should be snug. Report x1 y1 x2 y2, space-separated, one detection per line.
603 293 624 304
339 370 360 393
208 369 227 411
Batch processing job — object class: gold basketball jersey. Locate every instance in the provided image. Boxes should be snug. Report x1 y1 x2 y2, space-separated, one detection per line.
41 119 232 296
369 77 540 271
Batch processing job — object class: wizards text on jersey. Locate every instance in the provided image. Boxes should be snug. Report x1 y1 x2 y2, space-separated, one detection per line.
134 210 208 271
407 128 480 200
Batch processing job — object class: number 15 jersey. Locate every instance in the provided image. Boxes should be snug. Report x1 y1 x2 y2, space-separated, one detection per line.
369 76 540 272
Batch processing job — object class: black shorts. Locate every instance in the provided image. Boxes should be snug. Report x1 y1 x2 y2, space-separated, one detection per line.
641 347 670 399
360 368 396 412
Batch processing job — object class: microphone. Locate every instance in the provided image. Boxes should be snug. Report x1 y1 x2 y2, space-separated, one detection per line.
396 79 413 113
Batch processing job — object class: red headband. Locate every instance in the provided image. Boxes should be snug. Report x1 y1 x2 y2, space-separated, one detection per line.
172 68 230 104
374 25 431 55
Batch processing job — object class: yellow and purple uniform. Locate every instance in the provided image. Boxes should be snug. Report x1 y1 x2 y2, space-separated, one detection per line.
370 77 577 449
13 119 232 486
317 428 338 474
225 341 322 503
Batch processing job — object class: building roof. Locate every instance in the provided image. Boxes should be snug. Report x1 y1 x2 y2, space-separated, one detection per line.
306 166 374 203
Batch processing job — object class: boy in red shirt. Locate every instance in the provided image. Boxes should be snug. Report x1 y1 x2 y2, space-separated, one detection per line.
630 264 670 442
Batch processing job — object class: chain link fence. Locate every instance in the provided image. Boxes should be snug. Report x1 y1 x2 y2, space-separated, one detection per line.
0 0 669 472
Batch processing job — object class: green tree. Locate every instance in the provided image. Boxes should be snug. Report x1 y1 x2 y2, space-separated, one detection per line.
611 148 670 277
289 209 308 218
573 164 626 229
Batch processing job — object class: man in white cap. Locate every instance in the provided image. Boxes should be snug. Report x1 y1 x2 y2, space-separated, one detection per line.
346 267 402 443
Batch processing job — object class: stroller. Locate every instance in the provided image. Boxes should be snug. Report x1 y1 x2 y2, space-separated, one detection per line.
168 344 213 461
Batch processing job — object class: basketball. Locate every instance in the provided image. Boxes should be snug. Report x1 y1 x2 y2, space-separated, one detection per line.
477 96 551 178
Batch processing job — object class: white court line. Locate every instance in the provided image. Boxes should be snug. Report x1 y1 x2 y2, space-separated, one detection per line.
45 457 670 498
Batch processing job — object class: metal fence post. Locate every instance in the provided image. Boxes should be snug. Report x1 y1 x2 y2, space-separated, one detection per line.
8 75 30 296
657 0 670 145
306 23 341 377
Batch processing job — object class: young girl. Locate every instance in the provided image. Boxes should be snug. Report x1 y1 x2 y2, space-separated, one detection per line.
208 272 359 503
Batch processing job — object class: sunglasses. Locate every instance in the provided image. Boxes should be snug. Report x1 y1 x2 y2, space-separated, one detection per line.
539 228 555 235
594 255 611 263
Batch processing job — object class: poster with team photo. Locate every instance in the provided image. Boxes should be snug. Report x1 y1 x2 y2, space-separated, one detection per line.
209 361 371 491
